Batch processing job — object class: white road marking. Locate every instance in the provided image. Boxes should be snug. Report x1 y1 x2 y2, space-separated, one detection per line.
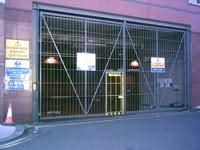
0 137 32 149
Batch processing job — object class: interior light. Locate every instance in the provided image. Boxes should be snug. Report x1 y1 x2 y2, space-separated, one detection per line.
130 60 139 67
45 57 59 64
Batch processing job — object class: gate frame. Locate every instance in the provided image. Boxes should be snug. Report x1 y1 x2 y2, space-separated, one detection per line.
32 3 191 122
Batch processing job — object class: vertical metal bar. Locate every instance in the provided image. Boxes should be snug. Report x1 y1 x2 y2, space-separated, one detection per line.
123 21 126 113
110 75 111 113
32 9 39 122
105 72 108 114
114 75 115 112
53 15 58 115
186 29 192 109
84 20 88 114
39 13 43 118
155 28 158 108
121 73 124 113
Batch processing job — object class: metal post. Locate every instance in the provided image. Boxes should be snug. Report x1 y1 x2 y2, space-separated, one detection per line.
39 11 43 120
123 21 126 113
32 9 39 122
84 20 88 114
186 28 192 109
155 28 158 109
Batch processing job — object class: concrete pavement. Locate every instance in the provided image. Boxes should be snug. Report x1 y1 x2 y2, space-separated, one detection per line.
0 109 200 148
0 124 25 143
4 111 199 150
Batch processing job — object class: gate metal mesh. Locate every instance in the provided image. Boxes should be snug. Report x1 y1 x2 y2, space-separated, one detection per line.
125 25 186 111
39 13 187 119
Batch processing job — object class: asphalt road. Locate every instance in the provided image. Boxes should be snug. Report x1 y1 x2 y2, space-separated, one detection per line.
1 111 200 150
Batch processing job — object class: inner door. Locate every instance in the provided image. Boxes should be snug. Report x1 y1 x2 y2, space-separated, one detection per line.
106 72 124 115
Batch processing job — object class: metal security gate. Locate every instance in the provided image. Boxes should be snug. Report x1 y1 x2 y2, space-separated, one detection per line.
125 25 187 112
38 11 188 120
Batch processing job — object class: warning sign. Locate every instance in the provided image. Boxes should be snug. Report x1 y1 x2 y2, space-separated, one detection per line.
151 57 165 73
6 39 29 59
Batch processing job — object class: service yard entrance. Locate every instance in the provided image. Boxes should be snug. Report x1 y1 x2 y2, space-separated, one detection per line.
35 10 189 120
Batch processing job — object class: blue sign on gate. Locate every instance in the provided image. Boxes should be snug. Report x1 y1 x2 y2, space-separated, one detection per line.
151 68 165 73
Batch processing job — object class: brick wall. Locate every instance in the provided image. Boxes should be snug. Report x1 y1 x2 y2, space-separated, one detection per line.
191 32 200 107
0 0 199 122
3 8 33 123
5 0 200 33
0 3 5 123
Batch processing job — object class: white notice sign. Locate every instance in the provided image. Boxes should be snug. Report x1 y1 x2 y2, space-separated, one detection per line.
151 57 165 73
77 53 96 71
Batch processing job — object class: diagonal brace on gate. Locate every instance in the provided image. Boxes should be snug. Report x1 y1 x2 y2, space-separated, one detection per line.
159 33 185 105
42 15 85 114
125 26 155 104
87 25 124 114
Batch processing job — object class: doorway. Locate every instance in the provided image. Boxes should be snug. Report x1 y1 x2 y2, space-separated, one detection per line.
35 11 188 120
106 72 124 115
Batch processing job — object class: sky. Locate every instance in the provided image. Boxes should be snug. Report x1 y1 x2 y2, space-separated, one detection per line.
0 0 5 3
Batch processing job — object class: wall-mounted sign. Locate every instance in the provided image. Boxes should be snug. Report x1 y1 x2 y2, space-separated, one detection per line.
151 57 165 73
6 39 29 59
77 53 96 71
5 59 30 90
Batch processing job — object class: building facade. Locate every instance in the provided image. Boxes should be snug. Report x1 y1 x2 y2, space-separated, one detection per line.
0 0 199 123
